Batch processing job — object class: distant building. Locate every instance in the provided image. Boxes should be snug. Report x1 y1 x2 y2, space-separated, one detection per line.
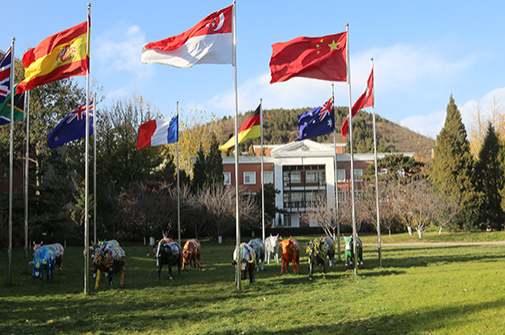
222 139 414 228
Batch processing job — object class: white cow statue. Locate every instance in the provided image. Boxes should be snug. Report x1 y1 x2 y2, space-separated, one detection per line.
265 234 280 264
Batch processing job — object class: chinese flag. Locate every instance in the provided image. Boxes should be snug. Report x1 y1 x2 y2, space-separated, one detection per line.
269 32 347 84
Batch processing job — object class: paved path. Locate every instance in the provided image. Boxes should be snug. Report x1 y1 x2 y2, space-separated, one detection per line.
364 241 505 247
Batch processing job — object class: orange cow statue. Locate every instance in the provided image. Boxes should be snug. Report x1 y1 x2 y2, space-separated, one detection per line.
278 236 300 274
182 239 201 269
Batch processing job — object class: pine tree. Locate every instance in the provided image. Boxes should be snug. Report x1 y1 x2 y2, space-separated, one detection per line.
429 95 476 229
206 133 223 185
473 123 505 230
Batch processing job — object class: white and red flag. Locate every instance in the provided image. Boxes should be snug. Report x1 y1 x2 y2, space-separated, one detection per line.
341 68 374 139
141 5 233 68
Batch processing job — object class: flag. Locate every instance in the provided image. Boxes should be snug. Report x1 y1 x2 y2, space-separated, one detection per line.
137 115 178 150
269 32 347 84
0 88 24 126
341 68 374 139
141 5 233 68
47 100 94 149
0 46 12 104
16 20 90 94
219 104 261 152
296 98 334 141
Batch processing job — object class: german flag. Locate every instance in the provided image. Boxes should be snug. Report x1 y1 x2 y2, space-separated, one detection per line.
219 104 261 152
16 20 89 94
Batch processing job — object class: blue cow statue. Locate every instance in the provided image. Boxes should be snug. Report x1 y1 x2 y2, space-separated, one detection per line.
321 236 336 267
248 238 265 271
154 238 182 280
232 242 256 284
306 238 327 280
30 245 56 284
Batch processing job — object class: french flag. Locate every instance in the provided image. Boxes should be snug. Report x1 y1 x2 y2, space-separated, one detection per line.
137 116 178 150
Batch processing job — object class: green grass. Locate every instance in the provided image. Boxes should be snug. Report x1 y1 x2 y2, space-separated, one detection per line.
1 232 505 334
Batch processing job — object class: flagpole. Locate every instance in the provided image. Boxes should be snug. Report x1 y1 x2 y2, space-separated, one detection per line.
260 99 265 245
7 38 15 285
371 58 381 268
332 84 340 261
345 24 358 275
232 0 241 290
177 101 181 247
84 3 91 295
24 90 30 273
93 93 97 244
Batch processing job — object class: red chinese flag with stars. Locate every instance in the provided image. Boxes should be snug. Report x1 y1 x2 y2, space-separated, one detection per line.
342 68 374 139
269 32 347 84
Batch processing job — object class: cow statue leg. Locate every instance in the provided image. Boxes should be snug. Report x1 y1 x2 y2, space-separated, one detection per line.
249 262 255 284
168 264 174 280
95 269 102 289
157 262 163 279
308 257 314 280
119 264 125 287
321 259 327 280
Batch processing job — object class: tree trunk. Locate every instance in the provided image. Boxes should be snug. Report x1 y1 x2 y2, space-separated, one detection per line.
389 229 392 238
439 226 443 235
407 225 413 236
417 228 422 239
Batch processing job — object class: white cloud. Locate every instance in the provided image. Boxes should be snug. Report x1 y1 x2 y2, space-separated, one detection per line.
399 110 445 139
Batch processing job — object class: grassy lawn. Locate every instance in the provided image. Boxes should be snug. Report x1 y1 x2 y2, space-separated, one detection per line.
1 232 505 334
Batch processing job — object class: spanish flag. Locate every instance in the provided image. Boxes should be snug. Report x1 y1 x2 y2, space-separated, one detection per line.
16 20 89 94
219 104 261 152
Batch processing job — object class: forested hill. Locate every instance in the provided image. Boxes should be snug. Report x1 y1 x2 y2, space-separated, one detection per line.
215 106 436 163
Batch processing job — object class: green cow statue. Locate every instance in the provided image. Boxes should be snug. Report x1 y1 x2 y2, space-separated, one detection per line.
341 234 363 270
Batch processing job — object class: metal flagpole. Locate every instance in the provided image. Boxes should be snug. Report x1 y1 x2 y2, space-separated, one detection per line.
177 101 181 247
7 38 15 285
84 4 91 294
93 93 97 244
260 99 265 246
332 84 340 261
371 59 381 268
24 90 30 273
345 24 358 275
232 0 241 290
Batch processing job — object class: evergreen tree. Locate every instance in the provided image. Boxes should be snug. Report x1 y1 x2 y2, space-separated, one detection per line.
192 144 206 190
473 123 505 230
205 133 223 185
429 95 476 229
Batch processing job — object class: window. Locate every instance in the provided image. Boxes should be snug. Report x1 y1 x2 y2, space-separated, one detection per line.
337 169 346 182
290 171 301 183
306 171 318 183
263 171 274 185
338 190 347 202
354 169 363 181
243 171 256 185
223 172 231 185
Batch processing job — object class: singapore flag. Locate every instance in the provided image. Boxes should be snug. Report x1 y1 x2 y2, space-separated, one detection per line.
141 5 233 68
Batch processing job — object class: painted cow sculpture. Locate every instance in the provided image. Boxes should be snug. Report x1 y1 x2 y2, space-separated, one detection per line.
30 245 56 283
33 242 64 273
92 239 125 289
182 239 201 269
279 236 300 274
232 242 256 284
306 238 327 280
248 238 265 271
155 238 182 279
321 236 336 267
341 234 363 270
265 234 281 264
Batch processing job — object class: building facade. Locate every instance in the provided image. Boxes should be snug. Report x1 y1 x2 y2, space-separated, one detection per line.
222 139 414 229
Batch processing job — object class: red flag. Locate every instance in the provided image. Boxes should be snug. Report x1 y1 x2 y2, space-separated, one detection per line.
269 32 347 84
141 5 233 68
341 68 374 139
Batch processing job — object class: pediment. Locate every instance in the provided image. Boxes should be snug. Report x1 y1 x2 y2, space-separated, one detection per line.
271 140 334 157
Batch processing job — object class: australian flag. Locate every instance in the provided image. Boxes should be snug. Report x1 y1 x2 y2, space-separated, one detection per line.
0 46 12 105
296 97 334 141
47 100 94 149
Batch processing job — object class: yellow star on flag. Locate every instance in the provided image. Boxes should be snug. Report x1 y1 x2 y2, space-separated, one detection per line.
328 40 340 51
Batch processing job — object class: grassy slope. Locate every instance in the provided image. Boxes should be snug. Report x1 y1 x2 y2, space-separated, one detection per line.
1 232 505 334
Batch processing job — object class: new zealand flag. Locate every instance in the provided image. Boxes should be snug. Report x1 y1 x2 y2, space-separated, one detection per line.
47 100 94 149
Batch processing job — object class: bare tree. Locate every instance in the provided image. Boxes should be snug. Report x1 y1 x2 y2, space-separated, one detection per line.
432 192 460 235
406 180 437 239
303 192 337 237
179 183 206 238
198 183 235 239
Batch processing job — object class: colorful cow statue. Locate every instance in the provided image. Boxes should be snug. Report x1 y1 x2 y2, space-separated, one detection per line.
278 236 300 274
321 236 336 267
182 239 201 269
265 234 281 264
92 239 126 289
232 242 256 284
248 238 265 271
29 245 56 284
33 242 64 273
306 238 328 280
341 234 363 270
154 238 182 279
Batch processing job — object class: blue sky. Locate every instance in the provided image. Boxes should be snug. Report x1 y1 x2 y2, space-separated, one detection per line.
2 1 504 139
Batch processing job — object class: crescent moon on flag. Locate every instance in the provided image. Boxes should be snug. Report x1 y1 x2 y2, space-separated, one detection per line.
214 13 225 31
